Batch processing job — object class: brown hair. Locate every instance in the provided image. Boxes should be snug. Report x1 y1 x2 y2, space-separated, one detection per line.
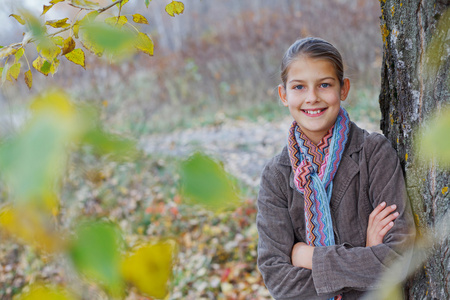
280 37 344 87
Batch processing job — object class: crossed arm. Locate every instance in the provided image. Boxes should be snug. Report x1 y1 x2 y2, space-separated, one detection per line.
291 201 400 269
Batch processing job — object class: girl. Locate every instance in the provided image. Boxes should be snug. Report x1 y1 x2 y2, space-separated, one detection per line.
256 37 415 299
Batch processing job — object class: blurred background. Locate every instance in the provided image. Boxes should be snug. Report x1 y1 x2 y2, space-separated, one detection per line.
0 0 383 299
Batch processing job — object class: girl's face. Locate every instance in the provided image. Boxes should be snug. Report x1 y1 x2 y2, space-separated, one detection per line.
278 56 350 144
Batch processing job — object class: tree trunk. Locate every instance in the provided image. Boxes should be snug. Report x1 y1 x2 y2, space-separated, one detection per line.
379 0 450 299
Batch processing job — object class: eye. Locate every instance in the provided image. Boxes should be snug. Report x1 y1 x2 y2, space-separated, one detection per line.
320 83 330 88
293 85 304 90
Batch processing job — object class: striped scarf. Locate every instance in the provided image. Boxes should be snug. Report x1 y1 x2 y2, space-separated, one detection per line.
288 107 350 299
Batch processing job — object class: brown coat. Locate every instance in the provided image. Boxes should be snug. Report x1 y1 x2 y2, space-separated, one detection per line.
257 122 415 299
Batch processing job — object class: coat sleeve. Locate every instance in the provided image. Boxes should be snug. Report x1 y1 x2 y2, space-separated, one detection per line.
256 159 338 300
311 133 416 295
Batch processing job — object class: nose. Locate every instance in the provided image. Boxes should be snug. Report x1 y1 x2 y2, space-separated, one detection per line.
305 88 319 104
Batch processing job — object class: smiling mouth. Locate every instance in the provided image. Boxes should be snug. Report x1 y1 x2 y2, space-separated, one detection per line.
302 108 327 116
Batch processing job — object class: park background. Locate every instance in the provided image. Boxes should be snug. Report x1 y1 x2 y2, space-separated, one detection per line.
0 0 400 299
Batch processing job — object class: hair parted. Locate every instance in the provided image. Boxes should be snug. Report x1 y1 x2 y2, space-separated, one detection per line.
280 37 344 87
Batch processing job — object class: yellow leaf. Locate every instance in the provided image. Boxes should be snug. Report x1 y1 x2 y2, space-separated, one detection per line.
104 16 128 27
81 38 103 57
121 240 177 299
32 56 51 76
50 0 66 4
62 36 76 55
0 206 62 253
165 1 184 17
15 48 25 61
73 23 80 38
69 0 101 10
65 48 85 69
9 14 26 25
46 18 70 28
25 70 33 90
134 32 153 56
115 0 129 9
42 4 54 15
8 63 21 80
37 42 61 61
132 14 148 24
79 11 99 25
50 58 60 75
52 36 64 46
0 46 18 58
14 284 76 300
442 187 448 195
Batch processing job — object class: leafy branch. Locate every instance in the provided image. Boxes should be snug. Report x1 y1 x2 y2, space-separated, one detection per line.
0 0 185 89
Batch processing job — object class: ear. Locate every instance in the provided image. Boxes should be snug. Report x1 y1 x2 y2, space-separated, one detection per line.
278 84 289 107
340 78 351 101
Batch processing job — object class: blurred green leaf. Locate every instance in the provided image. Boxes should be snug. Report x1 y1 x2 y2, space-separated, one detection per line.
416 106 450 167
144 0 150 8
81 22 134 56
81 127 138 161
70 220 125 296
180 152 240 211
0 90 76 210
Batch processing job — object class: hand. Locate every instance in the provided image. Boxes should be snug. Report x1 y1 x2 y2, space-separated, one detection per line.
366 201 399 247
291 242 314 269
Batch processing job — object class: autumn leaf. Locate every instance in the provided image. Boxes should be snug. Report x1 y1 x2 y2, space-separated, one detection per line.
46 18 70 28
0 46 18 58
15 48 24 61
25 70 33 89
37 42 61 61
69 0 101 10
134 32 154 56
15 284 76 300
115 0 130 9
0 206 62 253
62 36 76 55
9 14 26 25
41 4 54 16
165 1 184 17
104 16 128 27
50 0 66 4
32 57 51 76
8 63 21 80
121 240 177 299
50 58 60 75
132 14 148 24
65 48 86 69
1 63 11 83
52 36 64 46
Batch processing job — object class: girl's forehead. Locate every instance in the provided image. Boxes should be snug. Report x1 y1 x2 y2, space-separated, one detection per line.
287 57 337 77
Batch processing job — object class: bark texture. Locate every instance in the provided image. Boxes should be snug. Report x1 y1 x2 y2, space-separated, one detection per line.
379 0 450 299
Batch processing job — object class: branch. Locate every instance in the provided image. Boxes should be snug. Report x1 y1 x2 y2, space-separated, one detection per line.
4 0 126 50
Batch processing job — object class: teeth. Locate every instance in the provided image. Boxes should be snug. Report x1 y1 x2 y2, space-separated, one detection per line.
305 109 323 115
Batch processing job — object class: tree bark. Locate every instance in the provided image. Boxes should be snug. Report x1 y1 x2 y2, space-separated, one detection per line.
379 0 450 299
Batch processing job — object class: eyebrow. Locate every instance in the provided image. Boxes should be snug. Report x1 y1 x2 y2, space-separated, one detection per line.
288 77 337 84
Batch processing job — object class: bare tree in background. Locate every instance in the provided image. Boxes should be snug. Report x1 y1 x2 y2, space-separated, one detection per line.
379 1 449 299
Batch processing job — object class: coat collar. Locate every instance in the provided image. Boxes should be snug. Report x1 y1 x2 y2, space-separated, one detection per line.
281 122 368 210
